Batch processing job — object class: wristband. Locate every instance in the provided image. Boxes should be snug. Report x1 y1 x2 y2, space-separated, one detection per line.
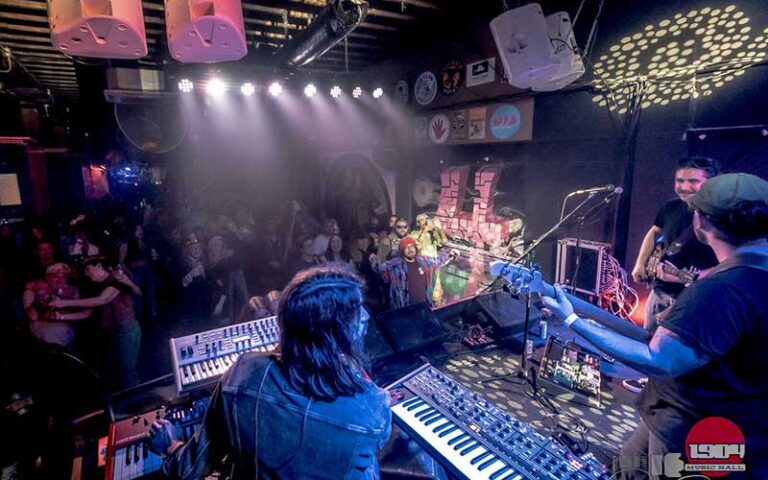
563 312 579 328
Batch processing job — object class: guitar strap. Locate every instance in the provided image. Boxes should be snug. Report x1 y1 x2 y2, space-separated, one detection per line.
664 225 695 257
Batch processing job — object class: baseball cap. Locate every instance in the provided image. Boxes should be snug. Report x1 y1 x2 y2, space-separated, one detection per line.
689 173 768 216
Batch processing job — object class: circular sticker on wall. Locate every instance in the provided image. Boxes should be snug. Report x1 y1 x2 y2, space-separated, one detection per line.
393 80 409 106
428 114 450 144
440 60 464 95
489 104 522 140
414 71 437 106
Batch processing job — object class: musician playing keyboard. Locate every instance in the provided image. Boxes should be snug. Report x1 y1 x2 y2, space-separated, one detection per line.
149 266 392 479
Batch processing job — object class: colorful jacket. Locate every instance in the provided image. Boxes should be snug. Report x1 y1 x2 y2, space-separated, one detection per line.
374 250 450 310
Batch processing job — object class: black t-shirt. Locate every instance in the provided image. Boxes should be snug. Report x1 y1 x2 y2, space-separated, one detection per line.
652 198 718 296
639 264 768 474
406 260 428 305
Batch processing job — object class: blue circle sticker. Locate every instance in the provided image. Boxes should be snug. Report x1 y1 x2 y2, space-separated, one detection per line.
489 104 521 140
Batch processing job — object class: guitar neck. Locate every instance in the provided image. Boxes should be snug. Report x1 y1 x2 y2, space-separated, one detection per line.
540 282 651 343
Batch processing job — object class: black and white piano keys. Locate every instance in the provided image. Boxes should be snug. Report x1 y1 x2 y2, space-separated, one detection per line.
392 398 524 480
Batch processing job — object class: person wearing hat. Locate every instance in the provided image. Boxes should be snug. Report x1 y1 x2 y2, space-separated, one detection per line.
22 262 86 348
410 214 449 306
369 236 458 310
540 173 768 479
624 157 721 393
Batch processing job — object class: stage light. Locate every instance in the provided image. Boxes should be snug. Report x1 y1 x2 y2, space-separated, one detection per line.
278 0 368 67
304 83 317 97
268 82 282 97
206 78 226 96
330 85 342 98
178 79 194 93
352 86 363 98
372 87 384 99
241 82 256 96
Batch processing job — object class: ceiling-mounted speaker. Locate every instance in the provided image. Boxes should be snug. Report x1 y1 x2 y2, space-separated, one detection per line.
490 4 585 92
48 0 147 59
490 3 557 90
532 12 585 91
165 0 247 63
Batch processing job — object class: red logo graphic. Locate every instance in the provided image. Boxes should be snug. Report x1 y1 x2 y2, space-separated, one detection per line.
492 114 519 128
432 118 447 139
685 417 746 477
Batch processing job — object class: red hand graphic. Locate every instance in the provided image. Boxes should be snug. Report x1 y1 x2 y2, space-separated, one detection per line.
432 119 446 139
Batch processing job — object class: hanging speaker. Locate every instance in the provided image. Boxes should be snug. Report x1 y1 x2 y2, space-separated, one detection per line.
48 0 147 59
531 12 586 92
490 3 558 90
165 0 248 63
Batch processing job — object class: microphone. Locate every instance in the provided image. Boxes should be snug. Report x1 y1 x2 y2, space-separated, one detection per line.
573 184 621 195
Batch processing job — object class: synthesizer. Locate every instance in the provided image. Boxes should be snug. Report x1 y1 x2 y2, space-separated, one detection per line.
386 364 611 480
104 398 209 480
170 316 280 394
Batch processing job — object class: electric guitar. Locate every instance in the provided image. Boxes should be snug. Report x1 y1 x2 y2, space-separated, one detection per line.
644 241 699 285
490 261 651 343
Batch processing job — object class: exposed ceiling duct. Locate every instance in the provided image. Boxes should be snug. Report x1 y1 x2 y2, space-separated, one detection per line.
278 0 369 68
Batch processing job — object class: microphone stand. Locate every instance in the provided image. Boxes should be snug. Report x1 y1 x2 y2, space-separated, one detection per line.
479 190 603 387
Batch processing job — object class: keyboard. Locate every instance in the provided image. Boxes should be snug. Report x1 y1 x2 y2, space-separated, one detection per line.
170 316 280 393
386 364 611 480
105 398 209 480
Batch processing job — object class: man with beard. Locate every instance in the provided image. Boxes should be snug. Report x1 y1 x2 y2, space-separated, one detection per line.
375 217 410 263
370 236 457 310
625 157 720 392
540 173 768 479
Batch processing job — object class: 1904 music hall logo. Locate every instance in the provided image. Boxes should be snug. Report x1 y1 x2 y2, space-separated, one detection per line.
684 417 745 475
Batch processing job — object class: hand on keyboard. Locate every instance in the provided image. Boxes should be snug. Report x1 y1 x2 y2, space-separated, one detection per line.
149 419 182 456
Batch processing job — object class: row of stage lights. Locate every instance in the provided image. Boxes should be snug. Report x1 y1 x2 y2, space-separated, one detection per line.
177 78 384 99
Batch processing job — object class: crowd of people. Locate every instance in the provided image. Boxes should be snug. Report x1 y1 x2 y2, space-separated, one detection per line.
0 194 459 393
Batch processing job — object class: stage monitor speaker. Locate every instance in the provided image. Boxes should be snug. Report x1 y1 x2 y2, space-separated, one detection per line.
49 0 147 59
165 0 247 63
490 3 558 90
364 319 395 364
375 303 447 354
466 291 543 338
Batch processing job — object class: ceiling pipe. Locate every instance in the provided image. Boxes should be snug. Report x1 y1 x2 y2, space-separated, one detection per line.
277 0 368 68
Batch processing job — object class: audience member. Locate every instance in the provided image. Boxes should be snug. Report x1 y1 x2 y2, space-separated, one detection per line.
50 257 142 390
370 237 458 310
322 234 353 268
22 263 85 349
287 236 322 278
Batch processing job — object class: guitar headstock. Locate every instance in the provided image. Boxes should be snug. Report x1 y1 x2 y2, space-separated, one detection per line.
489 261 548 295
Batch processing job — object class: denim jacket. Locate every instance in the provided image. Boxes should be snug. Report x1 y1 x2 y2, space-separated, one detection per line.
163 353 392 479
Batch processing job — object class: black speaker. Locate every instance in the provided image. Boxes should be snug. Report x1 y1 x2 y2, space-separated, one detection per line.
364 320 395 364
466 291 542 338
375 302 447 354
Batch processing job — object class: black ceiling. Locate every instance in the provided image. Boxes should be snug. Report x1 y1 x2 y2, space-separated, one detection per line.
0 0 462 101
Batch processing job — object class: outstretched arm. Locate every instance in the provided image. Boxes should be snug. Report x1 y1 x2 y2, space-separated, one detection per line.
50 286 120 309
541 285 709 378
